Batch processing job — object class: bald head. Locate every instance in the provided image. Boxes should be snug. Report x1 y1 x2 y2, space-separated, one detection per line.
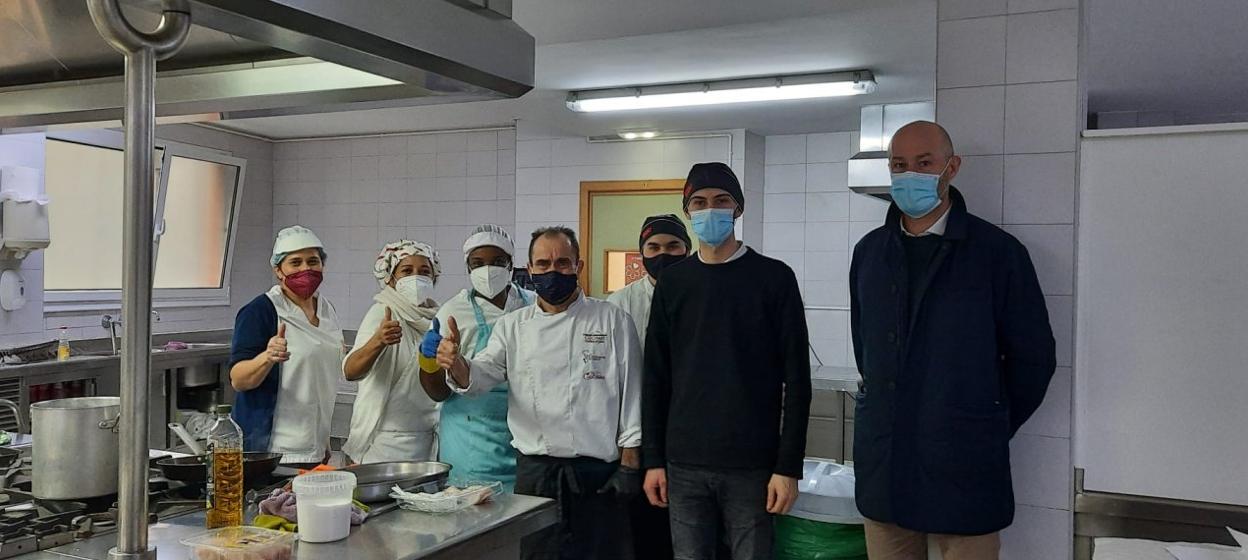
890 121 955 159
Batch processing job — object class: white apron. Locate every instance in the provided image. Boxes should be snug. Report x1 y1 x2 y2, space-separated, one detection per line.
266 285 344 464
342 300 440 464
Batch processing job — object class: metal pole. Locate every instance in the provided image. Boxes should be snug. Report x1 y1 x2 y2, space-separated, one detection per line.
85 3 189 559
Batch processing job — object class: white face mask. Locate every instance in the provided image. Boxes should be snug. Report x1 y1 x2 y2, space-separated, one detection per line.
394 275 434 304
470 265 511 299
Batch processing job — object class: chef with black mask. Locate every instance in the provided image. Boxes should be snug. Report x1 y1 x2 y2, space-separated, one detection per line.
607 214 691 347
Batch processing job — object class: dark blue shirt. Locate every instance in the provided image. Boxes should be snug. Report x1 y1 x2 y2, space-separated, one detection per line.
230 293 280 452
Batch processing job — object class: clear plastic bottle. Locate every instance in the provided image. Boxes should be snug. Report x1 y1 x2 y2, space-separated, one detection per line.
204 404 244 528
56 327 70 362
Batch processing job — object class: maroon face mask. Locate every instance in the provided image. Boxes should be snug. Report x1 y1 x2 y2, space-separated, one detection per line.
282 269 323 299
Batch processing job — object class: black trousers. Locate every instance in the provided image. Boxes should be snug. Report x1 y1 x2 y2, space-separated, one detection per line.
515 454 634 560
630 492 674 559
667 464 774 560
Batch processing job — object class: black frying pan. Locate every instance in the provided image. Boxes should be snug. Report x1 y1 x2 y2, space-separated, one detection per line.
156 452 283 485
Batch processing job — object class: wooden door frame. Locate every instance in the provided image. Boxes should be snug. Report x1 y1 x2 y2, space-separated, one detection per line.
579 179 685 293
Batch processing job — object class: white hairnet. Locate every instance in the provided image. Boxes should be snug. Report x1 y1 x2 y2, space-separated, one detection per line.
373 239 441 286
462 224 515 258
271 225 326 267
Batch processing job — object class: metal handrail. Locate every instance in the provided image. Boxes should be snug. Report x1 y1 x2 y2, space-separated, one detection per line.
86 3 190 560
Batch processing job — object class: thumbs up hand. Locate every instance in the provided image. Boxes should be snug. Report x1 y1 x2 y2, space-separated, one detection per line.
436 316 462 370
420 318 442 358
374 307 402 346
266 322 290 364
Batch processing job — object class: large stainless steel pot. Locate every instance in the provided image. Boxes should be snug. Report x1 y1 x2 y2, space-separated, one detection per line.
31 397 121 499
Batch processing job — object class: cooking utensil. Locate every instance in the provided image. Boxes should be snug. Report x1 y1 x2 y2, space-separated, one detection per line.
31 397 121 500
342 461 451 503
167 422 205 455
156 452 283 485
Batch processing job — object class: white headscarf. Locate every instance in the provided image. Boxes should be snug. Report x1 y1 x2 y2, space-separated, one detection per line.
372 240 441 286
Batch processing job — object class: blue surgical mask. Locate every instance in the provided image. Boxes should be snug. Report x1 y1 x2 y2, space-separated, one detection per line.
890 161 950 218
690 208 735 246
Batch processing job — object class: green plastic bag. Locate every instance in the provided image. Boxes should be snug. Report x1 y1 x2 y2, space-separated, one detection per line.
774 515 868 560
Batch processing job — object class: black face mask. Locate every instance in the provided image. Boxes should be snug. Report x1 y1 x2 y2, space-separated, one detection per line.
530 270 579 304
642 253 686 280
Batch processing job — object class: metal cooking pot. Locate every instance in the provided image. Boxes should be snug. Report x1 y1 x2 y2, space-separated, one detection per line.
31 397 121 500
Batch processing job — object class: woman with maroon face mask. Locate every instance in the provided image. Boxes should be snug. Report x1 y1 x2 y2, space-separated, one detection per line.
228 225 345 468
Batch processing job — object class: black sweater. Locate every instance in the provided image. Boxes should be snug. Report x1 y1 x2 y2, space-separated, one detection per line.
642 247 812 478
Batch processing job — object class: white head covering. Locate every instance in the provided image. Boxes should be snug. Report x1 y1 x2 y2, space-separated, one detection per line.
271 225 326 267
373 239 440 286
462 224 515 258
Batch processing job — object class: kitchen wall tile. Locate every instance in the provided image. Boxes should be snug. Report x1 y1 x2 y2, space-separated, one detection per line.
273 205 298 228
326 204 351 228
770 251 805 282
408 178 437 202
765 164 807 194
548 194 580 222
806 132 855 163
806 162 849 192
379 226 405 244
516 168 550 196
465 176 498 201
849 193 890 223
407 226 437 244
551 138 591 167
766 135 807 165
763 194 806 223
938 17 1007 88
804 279 850 309
436 177 467 202
350 137 380 157
806 193 851 222
466 151 498 177
1006 9 1079 84
1010 434 1072 509
379 179 408 203
298 204 328 227
1008 0 1077 13
706 136 731 162
939 0 1007 20
805 222 851 253
1004 153 1076 224
1045 294 1073 368
659 138 706 164
435 152 467 178
497 129 517 151
434 202 467 226
355 180 381 203
497 175 516 200
406 153 436 179
1019 366 1072 438
763 223 806 253
436 133 467 154
497 150 517 175
378 203 407 228
517 140 552 168
955 155 1004 224
1001 506 1072 560
806 308 849 341
936 85 1006 156
406 202 439 228
805 251 850 283
350 156 380 180
408 135 437 154
274 142 299 161
1002 224 1074 295
350 204 379 227
275 160 299 183
495 200 516 226
549 166 587 194
378 154 407 179
349 227 379 251
377 136 407 156
465 200 497 225
465 131 497 152
516 195 550 222
1005 81 1079 154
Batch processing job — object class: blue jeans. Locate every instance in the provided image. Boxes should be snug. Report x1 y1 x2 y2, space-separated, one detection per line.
667 464 773 560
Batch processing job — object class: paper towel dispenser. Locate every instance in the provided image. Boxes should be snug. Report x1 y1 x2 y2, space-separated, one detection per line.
0 166 50 259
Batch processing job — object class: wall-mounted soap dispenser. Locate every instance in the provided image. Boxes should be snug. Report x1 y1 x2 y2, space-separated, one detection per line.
0 166 51 260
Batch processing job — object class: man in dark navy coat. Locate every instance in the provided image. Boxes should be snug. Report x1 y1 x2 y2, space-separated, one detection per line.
849 121 1056 559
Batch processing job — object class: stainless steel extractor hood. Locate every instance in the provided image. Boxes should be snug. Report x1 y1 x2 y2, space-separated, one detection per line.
0 0 534 130
847 101 935 201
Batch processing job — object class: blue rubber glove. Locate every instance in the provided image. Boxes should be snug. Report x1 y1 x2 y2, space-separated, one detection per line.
419 317 442 357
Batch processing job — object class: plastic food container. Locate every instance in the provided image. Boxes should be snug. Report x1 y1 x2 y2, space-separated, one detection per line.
390 480 502 514
292 471 357 543
181 526 296 560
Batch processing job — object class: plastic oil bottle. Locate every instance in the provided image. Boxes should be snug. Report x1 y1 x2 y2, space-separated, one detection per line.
56 327 70 362
205 404 244 528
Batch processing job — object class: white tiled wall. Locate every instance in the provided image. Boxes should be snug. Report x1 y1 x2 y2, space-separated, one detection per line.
0 125 274 347
512 126 748 260
761 131 871 369
272 129 516 328
936 0 1081 557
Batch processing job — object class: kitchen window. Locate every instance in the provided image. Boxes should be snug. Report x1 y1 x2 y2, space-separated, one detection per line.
42 131 246 311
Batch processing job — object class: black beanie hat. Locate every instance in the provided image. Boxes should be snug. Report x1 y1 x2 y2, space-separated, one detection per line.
682 162 744 211
639 214 692 252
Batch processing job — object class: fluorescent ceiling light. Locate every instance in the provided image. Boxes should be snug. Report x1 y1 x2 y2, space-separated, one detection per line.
567 71 875 113
619 131 659 140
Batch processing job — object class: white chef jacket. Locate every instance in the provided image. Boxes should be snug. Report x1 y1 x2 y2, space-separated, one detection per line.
448 292 643 462
606 278 654 344
342 302 441 463
266 285 344 464
435 286 535 357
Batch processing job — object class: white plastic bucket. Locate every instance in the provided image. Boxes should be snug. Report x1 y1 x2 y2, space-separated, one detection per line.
789 459 864 525
292 471 357 543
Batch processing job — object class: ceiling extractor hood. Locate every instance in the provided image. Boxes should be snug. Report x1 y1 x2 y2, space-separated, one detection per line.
0 0 534 131
847 101 935 201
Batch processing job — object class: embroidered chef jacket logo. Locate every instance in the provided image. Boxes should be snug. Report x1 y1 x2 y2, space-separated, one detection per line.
583 332 607 344
583 370 606 380
582 349 606 364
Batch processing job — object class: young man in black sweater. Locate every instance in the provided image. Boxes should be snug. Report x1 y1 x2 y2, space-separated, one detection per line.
642 162 812 560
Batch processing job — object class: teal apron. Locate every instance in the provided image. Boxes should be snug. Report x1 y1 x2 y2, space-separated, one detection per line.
438 287 530 491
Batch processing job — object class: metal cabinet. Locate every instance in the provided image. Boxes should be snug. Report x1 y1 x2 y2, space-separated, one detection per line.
805 390 857 463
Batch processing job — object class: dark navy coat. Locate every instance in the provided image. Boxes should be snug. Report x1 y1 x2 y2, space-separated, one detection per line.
849 187 1056 535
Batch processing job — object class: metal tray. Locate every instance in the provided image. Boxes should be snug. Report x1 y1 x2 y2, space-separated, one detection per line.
342 461 451 503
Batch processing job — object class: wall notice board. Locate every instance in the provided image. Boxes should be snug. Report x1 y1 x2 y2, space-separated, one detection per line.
1076 124 1248 506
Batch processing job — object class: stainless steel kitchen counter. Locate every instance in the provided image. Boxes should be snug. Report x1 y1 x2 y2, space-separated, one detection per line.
811 366 861 393
40 494 557 560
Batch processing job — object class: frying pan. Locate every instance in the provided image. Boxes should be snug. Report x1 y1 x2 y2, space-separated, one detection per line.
156 452 283 485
